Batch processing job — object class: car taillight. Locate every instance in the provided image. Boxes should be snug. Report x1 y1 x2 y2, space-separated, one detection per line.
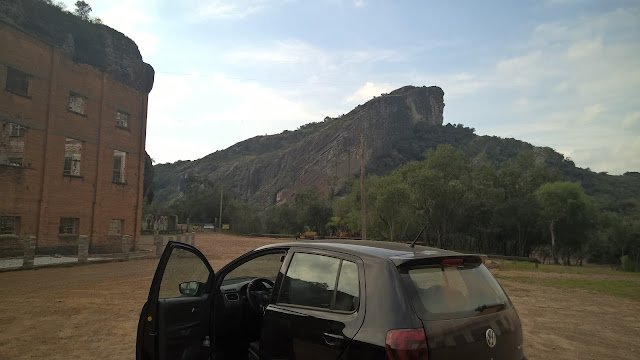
385 328 428 360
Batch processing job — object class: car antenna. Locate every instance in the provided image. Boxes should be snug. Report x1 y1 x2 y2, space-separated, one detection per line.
409 221 429 248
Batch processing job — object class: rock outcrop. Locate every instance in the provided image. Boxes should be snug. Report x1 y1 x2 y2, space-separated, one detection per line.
154 86 445 208
0 0 154 92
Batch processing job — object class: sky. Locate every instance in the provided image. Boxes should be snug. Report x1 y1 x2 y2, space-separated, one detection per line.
60 0 640 174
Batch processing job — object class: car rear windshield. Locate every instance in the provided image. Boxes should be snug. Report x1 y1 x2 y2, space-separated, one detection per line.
400 261 511 320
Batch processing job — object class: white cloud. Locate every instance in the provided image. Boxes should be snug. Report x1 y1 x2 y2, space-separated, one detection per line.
146 73 330 163
343 82 395 103
579 104 605 124
65 0 161 57
623 111 640 130
495 51 544 87
441 8 640 174
554 81 569 93
224 40 403 71
567 38 602 60
190 0 278 20
408 72 486 99
353 0 365 7
513 97 531 112
224 40 328 65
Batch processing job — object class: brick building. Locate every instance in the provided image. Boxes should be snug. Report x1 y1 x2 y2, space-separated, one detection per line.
0 21 154 255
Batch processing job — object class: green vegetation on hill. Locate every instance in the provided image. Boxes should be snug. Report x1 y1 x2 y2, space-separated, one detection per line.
149 122 640 271
368 122 640 204
265 143 640 271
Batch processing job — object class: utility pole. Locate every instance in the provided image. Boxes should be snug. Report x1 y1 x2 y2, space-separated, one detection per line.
219 186 223 230
360 134 366 241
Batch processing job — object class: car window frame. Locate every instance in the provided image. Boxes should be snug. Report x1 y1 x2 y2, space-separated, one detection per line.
275 248 364 315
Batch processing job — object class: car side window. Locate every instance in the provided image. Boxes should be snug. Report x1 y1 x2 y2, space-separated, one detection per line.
335 260 359 312
222 252 285 285
279 253 340 309
158 248 211 299
278 252 360 312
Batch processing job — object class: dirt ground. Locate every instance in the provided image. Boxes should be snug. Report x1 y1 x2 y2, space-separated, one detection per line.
0 233 638 359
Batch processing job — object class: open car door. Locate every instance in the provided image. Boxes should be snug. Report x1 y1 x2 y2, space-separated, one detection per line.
137 241 215 360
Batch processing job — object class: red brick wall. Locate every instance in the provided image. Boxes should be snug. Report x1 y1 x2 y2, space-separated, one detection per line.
0 23 149 255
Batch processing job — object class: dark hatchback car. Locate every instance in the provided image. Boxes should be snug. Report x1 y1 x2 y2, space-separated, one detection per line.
137 240 527 360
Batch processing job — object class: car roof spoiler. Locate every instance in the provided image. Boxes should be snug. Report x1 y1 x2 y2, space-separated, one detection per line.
390 253 487 268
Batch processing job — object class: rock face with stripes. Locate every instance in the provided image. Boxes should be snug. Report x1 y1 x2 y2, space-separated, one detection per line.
0 0 154 92
153 85 445 209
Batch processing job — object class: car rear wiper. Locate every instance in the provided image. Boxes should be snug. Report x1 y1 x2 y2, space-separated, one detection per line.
474 302 506 312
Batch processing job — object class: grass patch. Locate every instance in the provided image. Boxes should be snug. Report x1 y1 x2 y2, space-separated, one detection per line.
492 259 640 277
496 274 640 301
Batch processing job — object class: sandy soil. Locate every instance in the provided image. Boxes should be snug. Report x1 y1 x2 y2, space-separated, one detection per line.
0 233 638 359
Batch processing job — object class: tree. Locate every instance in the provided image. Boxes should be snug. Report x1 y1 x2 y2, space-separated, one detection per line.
491 151 558 256
170 174 225 224
225 200 262 234
535 181 595 264
74 1 92 21
294 186 333 235
263 203 298 234
367 174 412 241
399 144 472 248
333 180 363 235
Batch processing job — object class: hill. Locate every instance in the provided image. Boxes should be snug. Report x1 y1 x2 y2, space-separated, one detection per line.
152 85 639 209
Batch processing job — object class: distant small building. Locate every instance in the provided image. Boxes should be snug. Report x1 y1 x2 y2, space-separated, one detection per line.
142 214 178 233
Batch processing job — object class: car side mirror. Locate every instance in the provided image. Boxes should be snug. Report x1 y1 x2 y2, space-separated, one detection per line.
179 281 201 297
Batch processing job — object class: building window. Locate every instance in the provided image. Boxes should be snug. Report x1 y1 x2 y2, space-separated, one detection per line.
9 123 26 137
63 138 82 176
68 93 86 114
7 157 22 166
116 111 129 129
1 123 25 167
0 216 19 235
109 219 123 235
59 218 78 235
113 150 126 183
5 68 30 97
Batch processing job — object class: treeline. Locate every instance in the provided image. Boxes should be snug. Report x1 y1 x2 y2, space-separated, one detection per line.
145 145 640 271
144 174 262 235
265 145 640 270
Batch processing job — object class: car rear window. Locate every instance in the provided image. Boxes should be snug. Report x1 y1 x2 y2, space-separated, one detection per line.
401 262 511 320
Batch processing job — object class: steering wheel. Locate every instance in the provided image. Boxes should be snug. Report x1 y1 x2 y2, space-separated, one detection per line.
246 278 275 315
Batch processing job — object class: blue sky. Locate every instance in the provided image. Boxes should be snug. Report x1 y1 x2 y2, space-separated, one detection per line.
61 0 639 174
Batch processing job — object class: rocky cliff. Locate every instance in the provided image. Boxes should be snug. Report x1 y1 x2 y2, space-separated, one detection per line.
0 0 154 92
154 85 445 208
153 83 640 209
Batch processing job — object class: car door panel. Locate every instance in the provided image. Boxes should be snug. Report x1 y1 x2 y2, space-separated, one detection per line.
260 249 366 360
137 242 214 360
262 305 357 360
158 295 209 339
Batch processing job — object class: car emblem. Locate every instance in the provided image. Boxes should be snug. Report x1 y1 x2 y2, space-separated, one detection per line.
486 328 497 348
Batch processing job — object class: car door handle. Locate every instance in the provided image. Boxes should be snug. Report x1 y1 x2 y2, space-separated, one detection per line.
322 332 345 346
